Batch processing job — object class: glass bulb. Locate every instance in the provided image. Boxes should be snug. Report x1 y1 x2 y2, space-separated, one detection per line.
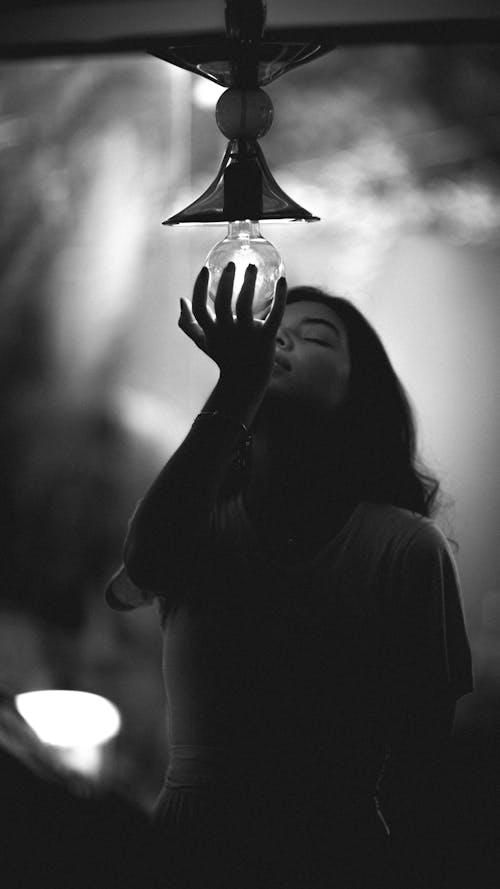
205 220 285 319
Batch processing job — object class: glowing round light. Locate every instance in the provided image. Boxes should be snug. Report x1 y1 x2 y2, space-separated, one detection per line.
205 220 285 318
192 78 226 110
15 690 121 748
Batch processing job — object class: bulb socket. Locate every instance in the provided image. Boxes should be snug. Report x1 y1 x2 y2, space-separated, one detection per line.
223 142 264 219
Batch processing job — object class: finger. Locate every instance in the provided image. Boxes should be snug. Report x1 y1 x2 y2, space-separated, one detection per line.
263 276 288 335
214 262 235 327
191 267 213 329
235 264 257 326
178 297 207 352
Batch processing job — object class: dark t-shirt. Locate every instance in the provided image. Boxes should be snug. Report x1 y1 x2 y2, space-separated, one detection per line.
107 497 473 801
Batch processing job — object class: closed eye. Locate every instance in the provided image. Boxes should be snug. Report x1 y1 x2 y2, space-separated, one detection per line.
303 336 332 347
300 317 340 348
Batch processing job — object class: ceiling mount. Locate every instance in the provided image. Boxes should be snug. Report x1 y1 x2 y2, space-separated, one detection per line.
150 0 336 88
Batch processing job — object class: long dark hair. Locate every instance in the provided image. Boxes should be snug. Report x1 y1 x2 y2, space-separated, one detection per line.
284 286 440 518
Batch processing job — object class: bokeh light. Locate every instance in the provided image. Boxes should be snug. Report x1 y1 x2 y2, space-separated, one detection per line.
15 689 121 746
15 689 122 777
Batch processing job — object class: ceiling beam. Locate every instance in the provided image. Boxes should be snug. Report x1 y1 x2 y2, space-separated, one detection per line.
0 0 499 61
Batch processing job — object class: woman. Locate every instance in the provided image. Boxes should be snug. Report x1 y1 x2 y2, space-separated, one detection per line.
106 263 473 889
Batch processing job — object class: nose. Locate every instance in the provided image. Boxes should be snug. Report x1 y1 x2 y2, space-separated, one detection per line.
276 326 292 351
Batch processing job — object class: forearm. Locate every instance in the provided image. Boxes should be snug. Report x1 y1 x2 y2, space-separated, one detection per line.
379 748 448 832
379 694 455 835
124 260 286 589
123 375 265 589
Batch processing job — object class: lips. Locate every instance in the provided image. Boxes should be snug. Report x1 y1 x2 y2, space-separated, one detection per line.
273 354 291 372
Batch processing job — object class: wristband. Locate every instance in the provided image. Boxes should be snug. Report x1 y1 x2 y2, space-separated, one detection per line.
192 410 253 470
192 410 250 439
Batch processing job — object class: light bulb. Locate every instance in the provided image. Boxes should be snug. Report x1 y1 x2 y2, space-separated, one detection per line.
205 220 285 319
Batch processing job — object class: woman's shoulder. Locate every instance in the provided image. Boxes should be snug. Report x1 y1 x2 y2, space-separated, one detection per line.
354 504 461 606
357 501 450 556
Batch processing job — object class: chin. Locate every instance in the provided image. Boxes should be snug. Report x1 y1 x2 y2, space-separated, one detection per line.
262 384 313 420
258 383 292 417
267 377 287 392
263 384 339 423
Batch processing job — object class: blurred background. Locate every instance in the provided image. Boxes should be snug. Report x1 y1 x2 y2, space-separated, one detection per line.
1 39 500 813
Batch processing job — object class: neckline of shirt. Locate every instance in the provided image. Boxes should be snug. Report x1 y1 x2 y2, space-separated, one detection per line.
235 493 367 570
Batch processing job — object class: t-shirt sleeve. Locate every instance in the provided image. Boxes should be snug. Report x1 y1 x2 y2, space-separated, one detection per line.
104 563 155 611
104 500 155 611
103 497 225 612
393 522 474 702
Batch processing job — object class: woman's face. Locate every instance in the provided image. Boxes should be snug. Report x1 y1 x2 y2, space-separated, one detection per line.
269 300 351 413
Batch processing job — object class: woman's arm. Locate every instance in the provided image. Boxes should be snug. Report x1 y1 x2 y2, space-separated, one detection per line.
123 263 287 591
378 690 457 889
378 688 456 826
377 523 473 884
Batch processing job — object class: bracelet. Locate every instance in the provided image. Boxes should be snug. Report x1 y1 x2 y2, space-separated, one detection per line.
192 410 250 439
192 410 253 471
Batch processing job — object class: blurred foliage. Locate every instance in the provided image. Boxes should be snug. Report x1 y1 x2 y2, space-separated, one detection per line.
0 57 167 628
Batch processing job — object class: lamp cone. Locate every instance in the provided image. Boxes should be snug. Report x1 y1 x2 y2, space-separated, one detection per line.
163 139 319 225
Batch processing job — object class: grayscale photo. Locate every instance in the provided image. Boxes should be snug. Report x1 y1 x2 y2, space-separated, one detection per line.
1 2 499 887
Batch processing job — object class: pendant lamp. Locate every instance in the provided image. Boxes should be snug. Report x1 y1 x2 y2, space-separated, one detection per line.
157 0 335 315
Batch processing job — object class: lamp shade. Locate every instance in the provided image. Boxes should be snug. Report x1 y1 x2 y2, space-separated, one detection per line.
163 138 319 225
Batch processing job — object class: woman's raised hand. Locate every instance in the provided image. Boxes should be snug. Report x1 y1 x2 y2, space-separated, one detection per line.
178 262 287 392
